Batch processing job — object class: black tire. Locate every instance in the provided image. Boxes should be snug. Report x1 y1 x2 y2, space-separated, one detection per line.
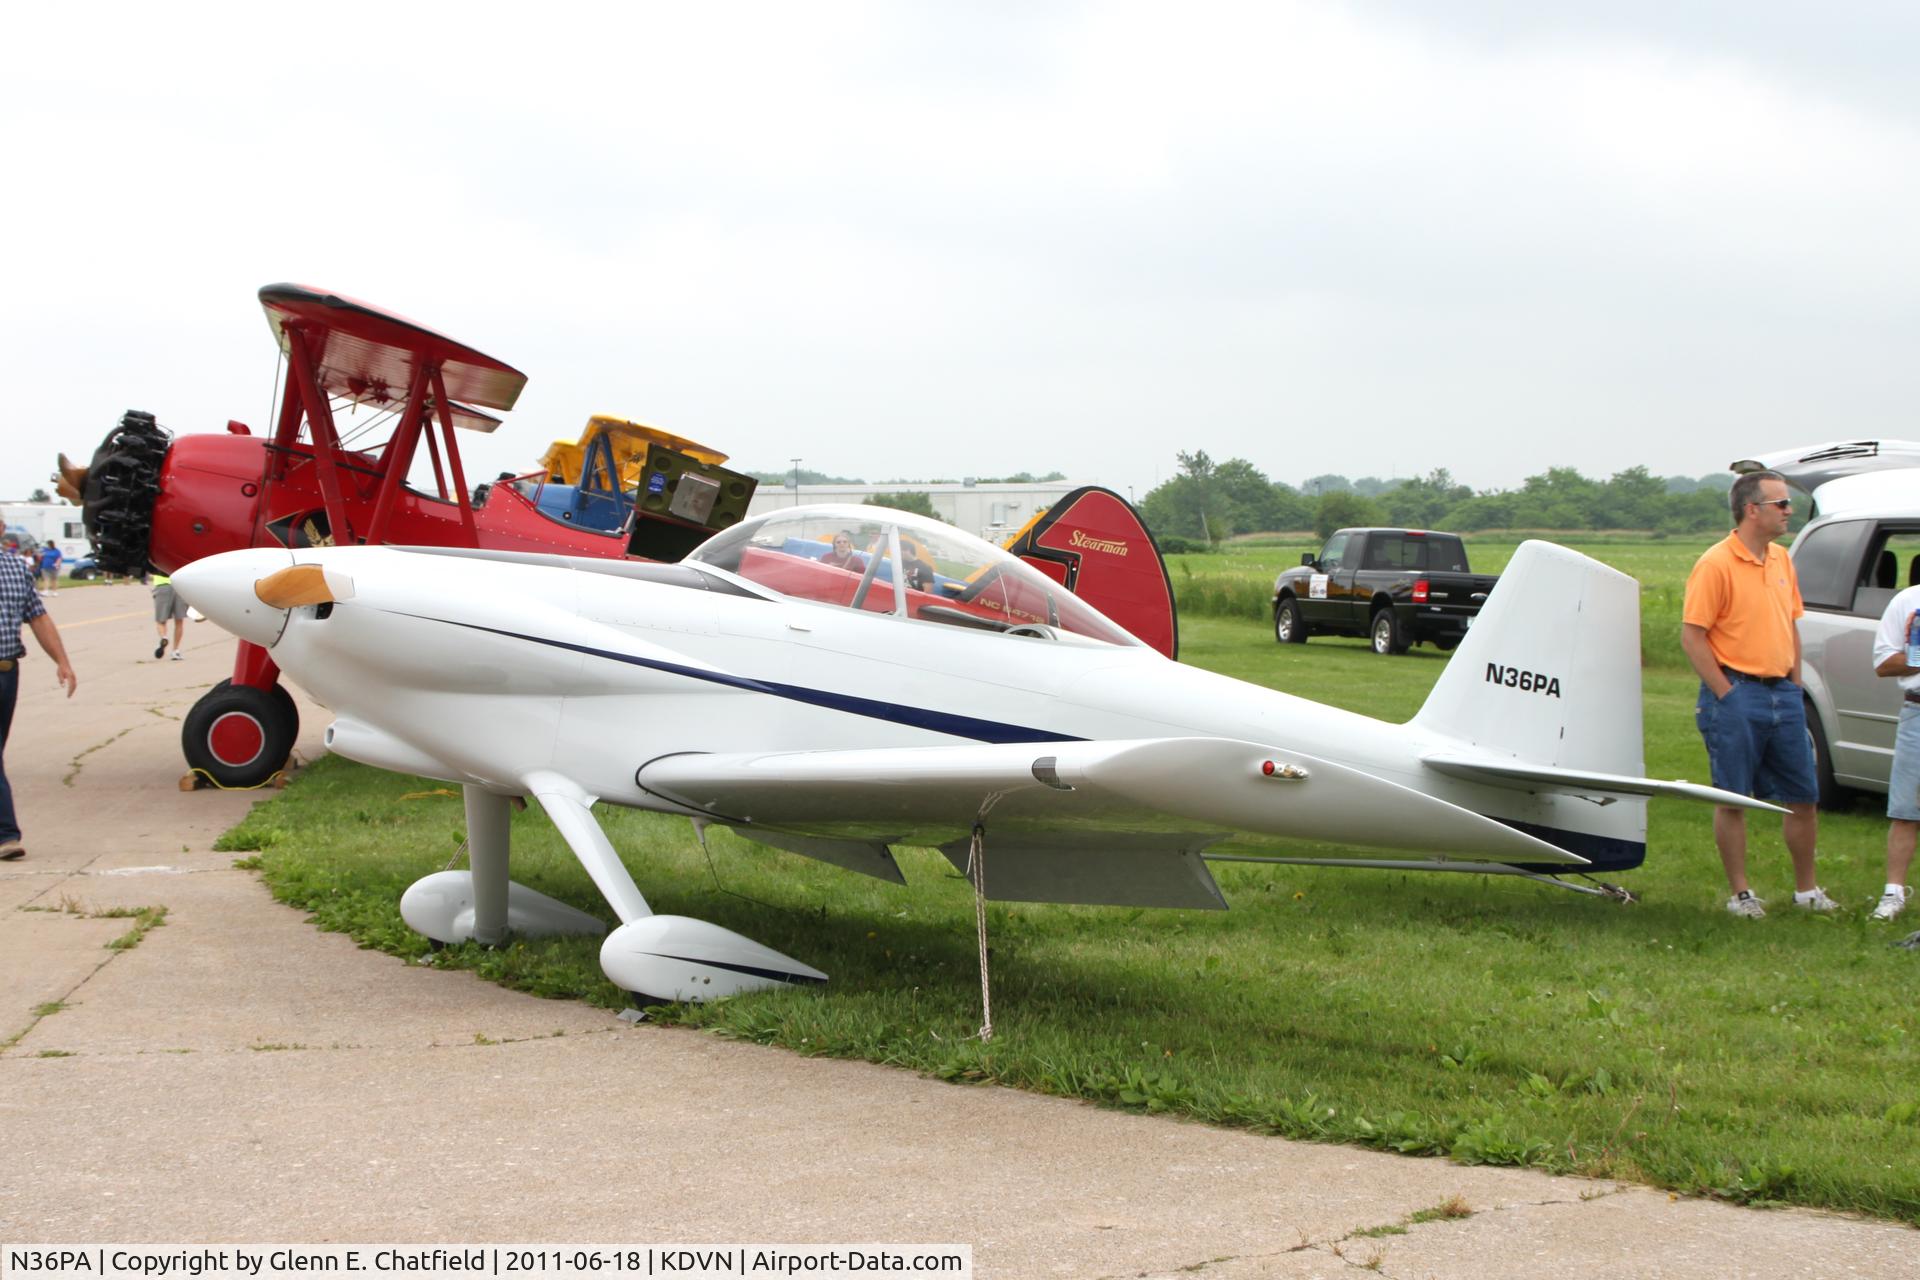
182 679 299 788
70 566 98 581
1805 700 1843 811
1274 597 1309 644
1434 635 1460 652
1370 607 1409 655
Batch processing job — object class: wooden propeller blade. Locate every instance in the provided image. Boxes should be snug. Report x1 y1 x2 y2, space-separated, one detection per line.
55 454 86 505
254 565 338 608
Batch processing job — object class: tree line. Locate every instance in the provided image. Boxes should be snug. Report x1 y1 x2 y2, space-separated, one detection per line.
1140 452 1737 544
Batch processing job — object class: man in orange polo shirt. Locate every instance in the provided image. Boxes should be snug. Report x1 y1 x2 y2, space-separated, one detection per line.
1680 469 1833 918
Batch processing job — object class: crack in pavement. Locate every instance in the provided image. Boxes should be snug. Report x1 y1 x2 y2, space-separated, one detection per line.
2 923 143 1055
1124 1182 1641 1279
8 858 253 910
62 723 145 786
2 1026 630 1061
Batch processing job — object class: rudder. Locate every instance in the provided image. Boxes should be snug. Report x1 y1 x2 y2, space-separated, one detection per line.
1412 540 1646 779
1002 486 1179 659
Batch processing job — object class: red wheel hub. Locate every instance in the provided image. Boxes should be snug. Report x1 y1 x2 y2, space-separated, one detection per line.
208 712 266 767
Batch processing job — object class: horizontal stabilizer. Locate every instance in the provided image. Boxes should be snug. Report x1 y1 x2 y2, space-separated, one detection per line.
1421 753 1788 814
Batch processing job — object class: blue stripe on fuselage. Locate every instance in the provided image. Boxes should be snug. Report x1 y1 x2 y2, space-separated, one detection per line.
411 614 1083 746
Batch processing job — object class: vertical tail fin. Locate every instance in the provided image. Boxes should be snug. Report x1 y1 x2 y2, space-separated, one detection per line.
1002 486 1179 659
1413 540 1646 777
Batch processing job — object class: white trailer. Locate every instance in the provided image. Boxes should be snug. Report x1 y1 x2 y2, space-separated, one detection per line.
0 502 90 563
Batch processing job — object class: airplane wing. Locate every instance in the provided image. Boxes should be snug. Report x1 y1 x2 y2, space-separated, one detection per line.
637 737 1586 910
259 283 528 411
435 401 504 434
1420 752 1788 813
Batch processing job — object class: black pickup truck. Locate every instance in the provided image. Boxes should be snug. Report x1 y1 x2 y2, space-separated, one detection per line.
1272 527 1499 654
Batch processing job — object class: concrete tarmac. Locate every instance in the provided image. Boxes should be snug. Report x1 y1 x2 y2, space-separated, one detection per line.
2 583 1913 1277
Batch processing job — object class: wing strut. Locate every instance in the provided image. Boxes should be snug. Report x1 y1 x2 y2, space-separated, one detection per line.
522 770 827 1003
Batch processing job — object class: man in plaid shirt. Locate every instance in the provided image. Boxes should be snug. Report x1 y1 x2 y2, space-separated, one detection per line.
0 550 76 860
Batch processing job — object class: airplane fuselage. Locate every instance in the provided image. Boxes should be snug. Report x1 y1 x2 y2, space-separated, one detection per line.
237 545 1643 866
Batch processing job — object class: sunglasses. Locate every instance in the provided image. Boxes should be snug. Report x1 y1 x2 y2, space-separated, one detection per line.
1753 498 1793 512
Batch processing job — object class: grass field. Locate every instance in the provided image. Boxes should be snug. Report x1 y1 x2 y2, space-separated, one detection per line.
216 540 1920 1223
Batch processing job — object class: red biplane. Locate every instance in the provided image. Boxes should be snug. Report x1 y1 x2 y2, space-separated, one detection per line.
59 285 760 788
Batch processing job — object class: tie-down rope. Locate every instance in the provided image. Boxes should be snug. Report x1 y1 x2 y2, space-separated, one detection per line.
965 823 993 1043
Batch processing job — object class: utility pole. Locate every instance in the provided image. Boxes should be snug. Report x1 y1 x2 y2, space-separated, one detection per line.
790 458 803 507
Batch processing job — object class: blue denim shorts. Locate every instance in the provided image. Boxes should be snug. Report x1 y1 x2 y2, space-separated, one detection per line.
1888 703 1920 822
1695 677 1818 805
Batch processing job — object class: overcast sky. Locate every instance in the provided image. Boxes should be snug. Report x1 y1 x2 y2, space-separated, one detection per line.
7 1 1918 506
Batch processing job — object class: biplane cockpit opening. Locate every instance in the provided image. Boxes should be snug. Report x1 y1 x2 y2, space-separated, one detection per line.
514 427 633 536
688 506 1143 647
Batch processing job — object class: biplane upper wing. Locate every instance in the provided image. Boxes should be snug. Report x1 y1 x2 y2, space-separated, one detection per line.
636 737 1582 908
259 283 528 412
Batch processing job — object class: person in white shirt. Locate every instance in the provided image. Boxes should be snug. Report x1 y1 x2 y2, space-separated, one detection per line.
1869 585 1920 920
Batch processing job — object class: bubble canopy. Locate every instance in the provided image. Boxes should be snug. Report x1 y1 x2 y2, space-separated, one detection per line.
688 505 1141 647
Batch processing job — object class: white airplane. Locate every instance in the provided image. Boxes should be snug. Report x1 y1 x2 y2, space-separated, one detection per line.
173 505 1773 1004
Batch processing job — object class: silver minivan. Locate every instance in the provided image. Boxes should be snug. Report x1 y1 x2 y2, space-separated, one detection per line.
1733 440 1920 806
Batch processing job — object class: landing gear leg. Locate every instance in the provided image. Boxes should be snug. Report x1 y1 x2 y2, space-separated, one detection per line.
399 783 603 947
522 770 827 1002
465 785 511 947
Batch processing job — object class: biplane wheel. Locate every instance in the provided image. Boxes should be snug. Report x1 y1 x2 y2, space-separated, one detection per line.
182 679 299 789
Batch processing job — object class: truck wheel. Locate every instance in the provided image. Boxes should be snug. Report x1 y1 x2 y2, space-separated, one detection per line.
1370 608 1409 655
1434 636 1460 652
1805 701 1843 810
1274 598 1309 644
182 679 299 789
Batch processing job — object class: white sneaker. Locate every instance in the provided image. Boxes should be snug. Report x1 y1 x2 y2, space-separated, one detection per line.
1870 887 1911 922
1793 887 1840 913
1726 891 1767 919
170 651 185 661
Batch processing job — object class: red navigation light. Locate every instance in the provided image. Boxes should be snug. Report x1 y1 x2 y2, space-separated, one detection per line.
1261 760 1276 776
